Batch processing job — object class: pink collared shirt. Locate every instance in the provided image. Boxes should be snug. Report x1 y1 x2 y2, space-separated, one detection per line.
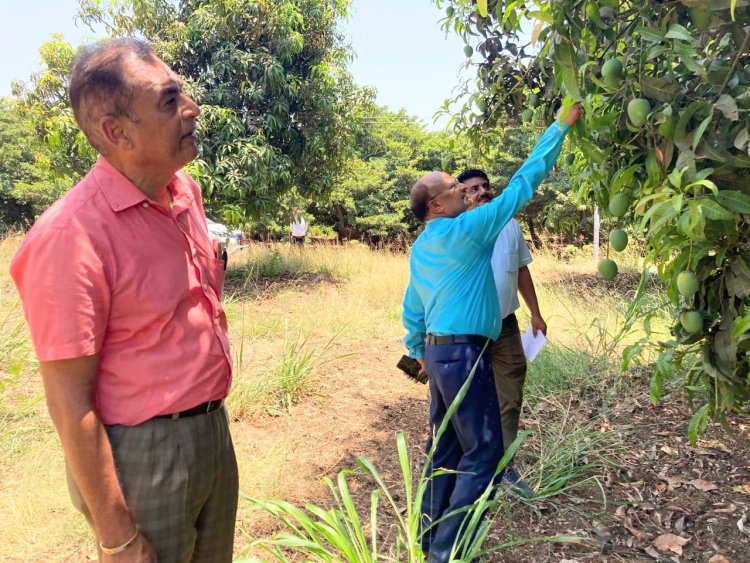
10 156 232 425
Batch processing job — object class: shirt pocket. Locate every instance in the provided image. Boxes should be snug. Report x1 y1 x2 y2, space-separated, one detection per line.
196 254 226 301
497 251 520 273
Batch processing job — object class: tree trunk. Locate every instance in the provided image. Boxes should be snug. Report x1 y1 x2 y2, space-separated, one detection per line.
526 217 542 249
334 204 351 240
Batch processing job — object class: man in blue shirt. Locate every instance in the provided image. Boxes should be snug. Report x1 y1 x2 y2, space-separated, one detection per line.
403 104 582 563
459 167 545 499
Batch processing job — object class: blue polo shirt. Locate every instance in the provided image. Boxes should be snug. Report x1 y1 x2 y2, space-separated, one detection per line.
402 121 569 358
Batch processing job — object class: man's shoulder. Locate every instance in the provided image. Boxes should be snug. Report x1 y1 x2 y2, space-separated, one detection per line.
493 218 531 254
495 218 522 242
29 169 104 235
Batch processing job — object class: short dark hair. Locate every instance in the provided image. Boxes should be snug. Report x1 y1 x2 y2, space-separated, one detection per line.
457 168 489 184
69 38 155 153
410 181 430 222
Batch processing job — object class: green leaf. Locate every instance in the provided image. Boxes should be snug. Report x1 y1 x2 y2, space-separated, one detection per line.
665 24 693 42
695 198 735 221
668 166 686 188
554 43 581 101
687 404 710 445
674 102 705 149
716 190 750 214
640 76 680 103
635 26 665 43
477 0 488 17
732 313 750 339
692 110 714 151
680 202 706 240
684 179 719 196
622 342 644 371
673 43 707 76
649 370 663 405
528 10 553 23
640 198 678 234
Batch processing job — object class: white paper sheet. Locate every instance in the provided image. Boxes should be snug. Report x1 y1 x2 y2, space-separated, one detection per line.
521 325 546 362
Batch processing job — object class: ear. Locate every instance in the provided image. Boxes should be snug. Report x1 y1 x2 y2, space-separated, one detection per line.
427 197 443 215
99 114 134 151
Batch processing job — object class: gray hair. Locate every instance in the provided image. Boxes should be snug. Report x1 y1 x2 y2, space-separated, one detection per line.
69 37 155 153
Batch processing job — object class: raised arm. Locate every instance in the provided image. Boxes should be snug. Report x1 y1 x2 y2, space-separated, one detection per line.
462 103 583 248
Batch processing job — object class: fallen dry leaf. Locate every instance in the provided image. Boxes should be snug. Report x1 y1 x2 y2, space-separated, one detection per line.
659 474 687 490
738 513 748 536
709 503 736 514
708 555 730 563
653 532 690 555
625 519 653 541
687 478 718 491
732 484 750 495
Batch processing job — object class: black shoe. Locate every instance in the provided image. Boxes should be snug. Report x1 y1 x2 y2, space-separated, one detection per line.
502 466 535 499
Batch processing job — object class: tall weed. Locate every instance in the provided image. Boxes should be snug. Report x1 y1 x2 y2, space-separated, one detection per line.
228 330 340 418
239 344 582 562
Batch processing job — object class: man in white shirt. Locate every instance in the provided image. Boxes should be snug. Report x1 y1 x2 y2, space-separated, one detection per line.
458 168 547 496
290 208 308 245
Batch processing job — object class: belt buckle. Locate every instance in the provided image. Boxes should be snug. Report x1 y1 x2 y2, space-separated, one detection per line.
171 412 180 420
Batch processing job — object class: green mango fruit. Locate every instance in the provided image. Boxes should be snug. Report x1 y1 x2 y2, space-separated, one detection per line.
598 259 619 280
601 58 623 79
521 109 534 123
565 153 575 166
680 310 703 334
627 98 651 127
609 228 628 252
677 271 700 297
529 92 539 107
608 193 630 217
464 45 474 58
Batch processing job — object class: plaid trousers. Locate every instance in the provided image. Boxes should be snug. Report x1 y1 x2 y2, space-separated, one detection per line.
67 406 238 562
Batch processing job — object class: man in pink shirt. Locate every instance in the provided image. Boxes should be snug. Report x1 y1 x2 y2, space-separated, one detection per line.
10 38 237 561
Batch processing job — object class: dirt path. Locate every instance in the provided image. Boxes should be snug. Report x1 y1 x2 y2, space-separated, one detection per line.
234 337 750 562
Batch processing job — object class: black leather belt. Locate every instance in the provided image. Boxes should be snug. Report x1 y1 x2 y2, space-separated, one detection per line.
425 334 490 346
153 400 223 420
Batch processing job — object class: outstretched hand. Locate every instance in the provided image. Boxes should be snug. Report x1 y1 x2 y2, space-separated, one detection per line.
563 103 583 127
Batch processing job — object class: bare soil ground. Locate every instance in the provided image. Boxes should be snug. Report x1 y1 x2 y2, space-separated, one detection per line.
234 333 750 563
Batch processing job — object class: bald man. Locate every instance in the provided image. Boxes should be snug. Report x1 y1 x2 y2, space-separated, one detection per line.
403 105 582 563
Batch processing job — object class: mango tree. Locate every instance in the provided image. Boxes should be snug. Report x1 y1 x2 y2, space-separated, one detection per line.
436 0 750 439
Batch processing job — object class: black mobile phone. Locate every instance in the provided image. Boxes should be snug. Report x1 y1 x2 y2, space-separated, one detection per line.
396 355 428 384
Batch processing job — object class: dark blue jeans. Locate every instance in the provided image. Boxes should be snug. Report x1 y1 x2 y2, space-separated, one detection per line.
420 340 504 563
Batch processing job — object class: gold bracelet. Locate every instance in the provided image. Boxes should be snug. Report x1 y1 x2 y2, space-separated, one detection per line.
100 526 140 556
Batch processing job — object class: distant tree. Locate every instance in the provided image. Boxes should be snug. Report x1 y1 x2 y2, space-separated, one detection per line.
310 103 470 243
12 35 96 182
76 0 359 225
0 98 52 229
